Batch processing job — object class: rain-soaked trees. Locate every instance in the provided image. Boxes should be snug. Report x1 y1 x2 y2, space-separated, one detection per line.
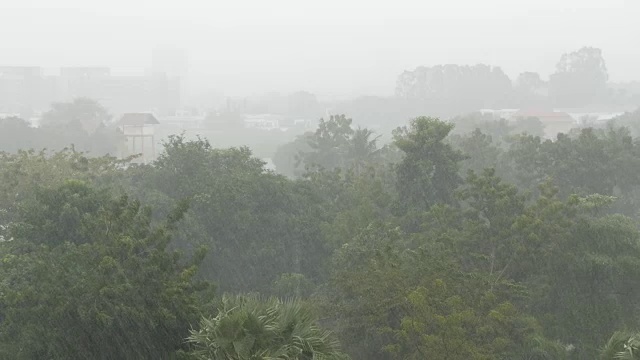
4 112 640 359
0 181 208 359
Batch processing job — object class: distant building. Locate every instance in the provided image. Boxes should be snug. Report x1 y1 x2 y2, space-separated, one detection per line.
243 114 282 130
152 48 188 105
563 111 626 125
117 113 160 164
511 109 576 139
0 61 182 118
226 97 248 113
0 66 48 115
159 110 205 130
60 68 180 115
152 48 188 78
479 108 519 120
60 67 111 78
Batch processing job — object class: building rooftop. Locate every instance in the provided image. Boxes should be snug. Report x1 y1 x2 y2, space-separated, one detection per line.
513 109 573 119
118 113 160 126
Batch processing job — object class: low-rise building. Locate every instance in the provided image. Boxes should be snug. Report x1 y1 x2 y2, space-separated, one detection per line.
117 113 160 164
511 109 576 139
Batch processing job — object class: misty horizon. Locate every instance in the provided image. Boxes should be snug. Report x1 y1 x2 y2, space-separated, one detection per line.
4 2 640 359
2 0 639 98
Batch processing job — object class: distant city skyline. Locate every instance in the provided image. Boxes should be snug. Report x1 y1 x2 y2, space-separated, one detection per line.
1 0 639 99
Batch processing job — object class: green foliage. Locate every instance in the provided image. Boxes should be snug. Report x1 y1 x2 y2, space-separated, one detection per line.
324 220 564 360
393 282 565 360
457 169 528 283
272 273 316 299
599 331 640 360
0 181 208 359
0 148 125 230
449 129 503 176
139 135 332 293
273 133 313 178
187 294 348 360
535 213 640 356
505 127 640 202
293 114 383 175
393 116 465 212
6 110 640 360
10 180 147 246
299 114 355 172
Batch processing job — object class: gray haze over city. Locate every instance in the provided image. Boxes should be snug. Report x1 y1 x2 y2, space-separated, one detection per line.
2 0 639 98
2 0 640 166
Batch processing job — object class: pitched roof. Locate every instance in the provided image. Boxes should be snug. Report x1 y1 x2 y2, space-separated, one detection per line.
117 113 160 126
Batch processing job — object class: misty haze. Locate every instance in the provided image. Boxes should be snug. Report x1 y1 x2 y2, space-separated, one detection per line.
1 1 640 359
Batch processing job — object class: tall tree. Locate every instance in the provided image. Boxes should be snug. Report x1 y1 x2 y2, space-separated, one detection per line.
393 116 465 212
40 97 111 133
457 168 527 284
549 47 608 106
449 129 504 176
294 115 382 175
301 114 354 172
346 127 382 174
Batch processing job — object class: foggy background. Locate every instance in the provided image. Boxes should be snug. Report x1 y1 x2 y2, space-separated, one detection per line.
2 0 639 98
2 0 640 169
5 2 640 359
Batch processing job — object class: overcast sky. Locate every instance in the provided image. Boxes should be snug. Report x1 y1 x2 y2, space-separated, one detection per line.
1 0 638 98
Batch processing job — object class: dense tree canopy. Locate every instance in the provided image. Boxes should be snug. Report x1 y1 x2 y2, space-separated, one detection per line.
393 116 465 212
0 180 208 359
3 108 640 359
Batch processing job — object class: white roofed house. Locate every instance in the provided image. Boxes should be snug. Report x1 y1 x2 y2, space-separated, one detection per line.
117 113 160 164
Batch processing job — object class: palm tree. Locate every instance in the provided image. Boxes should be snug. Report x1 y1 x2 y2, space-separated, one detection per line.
600 331 640 360
517 335 570 360
187 294 349 360
347 127 381 175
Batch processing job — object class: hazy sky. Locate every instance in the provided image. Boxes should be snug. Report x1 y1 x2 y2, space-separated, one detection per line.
1 0 638 98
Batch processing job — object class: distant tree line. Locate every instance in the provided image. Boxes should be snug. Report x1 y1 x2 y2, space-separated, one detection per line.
396 47 621 110
0 98 119 155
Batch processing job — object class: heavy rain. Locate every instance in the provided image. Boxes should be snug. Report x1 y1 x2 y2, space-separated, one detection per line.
1 1 640 359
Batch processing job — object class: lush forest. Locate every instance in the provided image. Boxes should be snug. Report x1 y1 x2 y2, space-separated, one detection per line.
3 109 640 359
